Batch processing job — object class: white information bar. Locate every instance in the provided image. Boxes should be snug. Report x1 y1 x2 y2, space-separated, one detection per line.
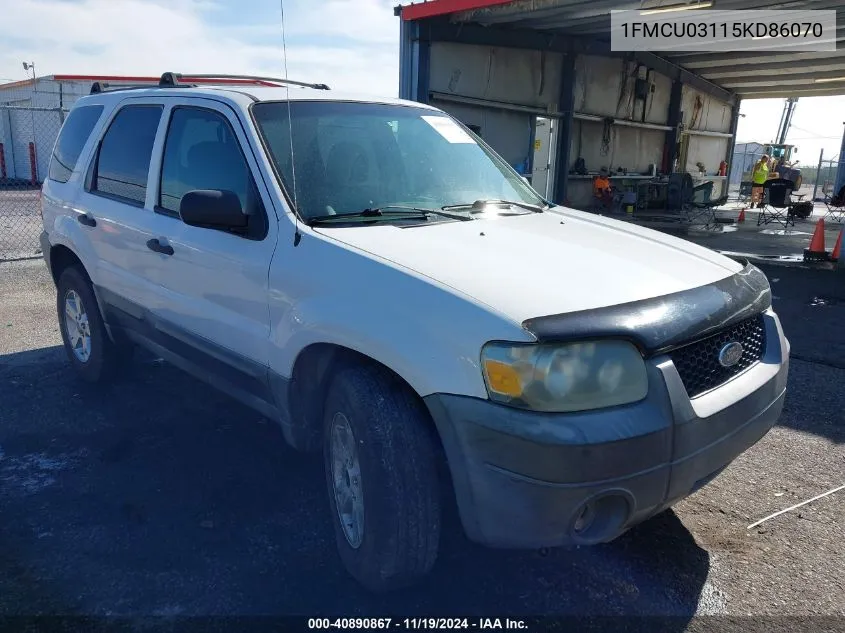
610 10 837 52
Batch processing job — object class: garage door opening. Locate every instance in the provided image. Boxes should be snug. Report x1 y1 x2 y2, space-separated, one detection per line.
531 117 555 200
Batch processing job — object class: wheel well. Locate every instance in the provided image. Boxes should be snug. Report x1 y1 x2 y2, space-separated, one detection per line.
287 343 443 454
50 245 88 285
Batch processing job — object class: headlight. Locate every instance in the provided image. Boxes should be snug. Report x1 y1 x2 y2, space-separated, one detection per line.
480 340 648 412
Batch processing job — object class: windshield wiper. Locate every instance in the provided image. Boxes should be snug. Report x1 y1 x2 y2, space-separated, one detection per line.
442 199 548 214
307 205 471 225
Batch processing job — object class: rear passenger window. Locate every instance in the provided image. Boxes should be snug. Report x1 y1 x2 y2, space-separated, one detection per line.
91 105 162 205
158 107 264 228
49 105 103 183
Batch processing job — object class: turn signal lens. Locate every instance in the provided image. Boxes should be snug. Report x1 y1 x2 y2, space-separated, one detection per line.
483 359 523 397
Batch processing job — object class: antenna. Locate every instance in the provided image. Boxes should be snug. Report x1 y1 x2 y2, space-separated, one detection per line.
280 0 301 246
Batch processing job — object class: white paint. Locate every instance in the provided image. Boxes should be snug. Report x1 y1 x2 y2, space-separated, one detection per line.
320 207 740 325
748 483 845 529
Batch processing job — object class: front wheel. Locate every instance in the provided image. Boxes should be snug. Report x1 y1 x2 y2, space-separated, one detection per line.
323 364 441 592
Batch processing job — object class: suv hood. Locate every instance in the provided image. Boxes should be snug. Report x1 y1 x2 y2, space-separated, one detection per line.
315 207 743 325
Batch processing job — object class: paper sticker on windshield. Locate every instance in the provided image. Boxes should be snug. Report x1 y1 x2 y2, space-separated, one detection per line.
422 116 476 144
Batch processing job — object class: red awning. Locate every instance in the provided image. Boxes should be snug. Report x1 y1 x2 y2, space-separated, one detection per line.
400 0 513 21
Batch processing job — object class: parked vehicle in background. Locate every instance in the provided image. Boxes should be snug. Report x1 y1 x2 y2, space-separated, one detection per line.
40 73 790 591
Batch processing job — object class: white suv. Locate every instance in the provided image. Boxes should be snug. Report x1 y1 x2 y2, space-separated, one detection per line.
41 73 789 591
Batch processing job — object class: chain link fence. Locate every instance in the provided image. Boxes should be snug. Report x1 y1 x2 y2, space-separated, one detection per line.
0 104 66 260
812 158 845 202
1 81 75 261
728 144 845 207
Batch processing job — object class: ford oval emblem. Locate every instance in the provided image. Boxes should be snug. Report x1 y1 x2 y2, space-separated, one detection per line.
718 342 744 368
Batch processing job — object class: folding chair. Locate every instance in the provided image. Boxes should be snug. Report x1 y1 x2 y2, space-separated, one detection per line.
757 178 795 228
683 181 726 229
823 185 845 223
688 195 729 229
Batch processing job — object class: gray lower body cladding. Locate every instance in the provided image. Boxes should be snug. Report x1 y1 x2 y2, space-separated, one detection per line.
424 310 789 549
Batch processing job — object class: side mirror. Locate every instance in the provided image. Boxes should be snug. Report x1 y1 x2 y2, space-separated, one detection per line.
180 190 247 230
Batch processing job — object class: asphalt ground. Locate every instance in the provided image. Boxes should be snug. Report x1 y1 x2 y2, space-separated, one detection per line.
1 259 844 630
621 202 844 264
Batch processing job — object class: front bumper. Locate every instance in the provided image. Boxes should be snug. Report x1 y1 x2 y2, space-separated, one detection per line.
424 309 789 549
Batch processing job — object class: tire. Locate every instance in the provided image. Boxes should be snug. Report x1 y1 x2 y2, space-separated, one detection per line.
56 266 130 383
322 363 441 592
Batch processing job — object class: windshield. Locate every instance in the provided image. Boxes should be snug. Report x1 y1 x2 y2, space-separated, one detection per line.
251 101 545 220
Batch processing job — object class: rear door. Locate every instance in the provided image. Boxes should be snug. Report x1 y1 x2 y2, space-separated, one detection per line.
77 100 172 313
143 97 279 404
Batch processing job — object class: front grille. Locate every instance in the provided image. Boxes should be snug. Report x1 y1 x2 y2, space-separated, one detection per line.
669 315 766 398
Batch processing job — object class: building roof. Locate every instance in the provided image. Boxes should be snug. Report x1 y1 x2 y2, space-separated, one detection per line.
398 0 845 100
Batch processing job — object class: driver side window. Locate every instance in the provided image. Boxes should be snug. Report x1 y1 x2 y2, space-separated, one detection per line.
158 106 266 237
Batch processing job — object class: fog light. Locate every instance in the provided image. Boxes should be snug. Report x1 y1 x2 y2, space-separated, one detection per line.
569 493 631 544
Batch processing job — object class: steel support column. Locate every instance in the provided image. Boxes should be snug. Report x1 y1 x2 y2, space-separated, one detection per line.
398 19 430 103
664 80 683 173
552 53 576 205
724 99 742 195
836 122 845 194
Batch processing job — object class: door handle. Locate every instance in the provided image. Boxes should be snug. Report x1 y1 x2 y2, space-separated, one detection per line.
146 238 174 256
77 213 97 227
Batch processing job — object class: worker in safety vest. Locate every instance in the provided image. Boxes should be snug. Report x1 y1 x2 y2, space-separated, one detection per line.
751 154 769 208
593 167 614 210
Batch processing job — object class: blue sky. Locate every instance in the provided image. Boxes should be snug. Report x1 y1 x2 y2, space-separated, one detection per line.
0 0 401 95
2 0 842 163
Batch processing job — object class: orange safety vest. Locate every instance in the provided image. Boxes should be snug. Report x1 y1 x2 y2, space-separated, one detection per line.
593 176 611 196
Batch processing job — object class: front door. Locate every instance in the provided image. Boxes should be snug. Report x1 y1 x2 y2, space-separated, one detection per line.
143 98 279 405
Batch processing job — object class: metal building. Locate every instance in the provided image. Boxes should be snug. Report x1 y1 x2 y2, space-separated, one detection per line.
0 75 164 184
395 0 845 209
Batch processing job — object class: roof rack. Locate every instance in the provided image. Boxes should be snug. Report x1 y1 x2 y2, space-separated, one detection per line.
159 72 330 90
89 73 330 96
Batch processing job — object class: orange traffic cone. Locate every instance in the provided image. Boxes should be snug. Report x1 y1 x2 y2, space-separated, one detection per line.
832 227 843 262
737 208 746 223
804 218 828 262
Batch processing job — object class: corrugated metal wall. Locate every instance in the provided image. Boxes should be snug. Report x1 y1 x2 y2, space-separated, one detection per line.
419 41 736 208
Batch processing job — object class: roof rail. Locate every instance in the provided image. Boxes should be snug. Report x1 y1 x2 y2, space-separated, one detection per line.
159 72 330 91
90 81 164 95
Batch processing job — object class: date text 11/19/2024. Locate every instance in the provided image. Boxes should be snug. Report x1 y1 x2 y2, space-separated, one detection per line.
308 618 528 630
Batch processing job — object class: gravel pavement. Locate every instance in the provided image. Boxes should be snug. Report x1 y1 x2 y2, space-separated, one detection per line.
1 259 843 629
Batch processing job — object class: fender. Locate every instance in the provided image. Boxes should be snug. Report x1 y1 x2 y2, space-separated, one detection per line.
268 231 534 400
